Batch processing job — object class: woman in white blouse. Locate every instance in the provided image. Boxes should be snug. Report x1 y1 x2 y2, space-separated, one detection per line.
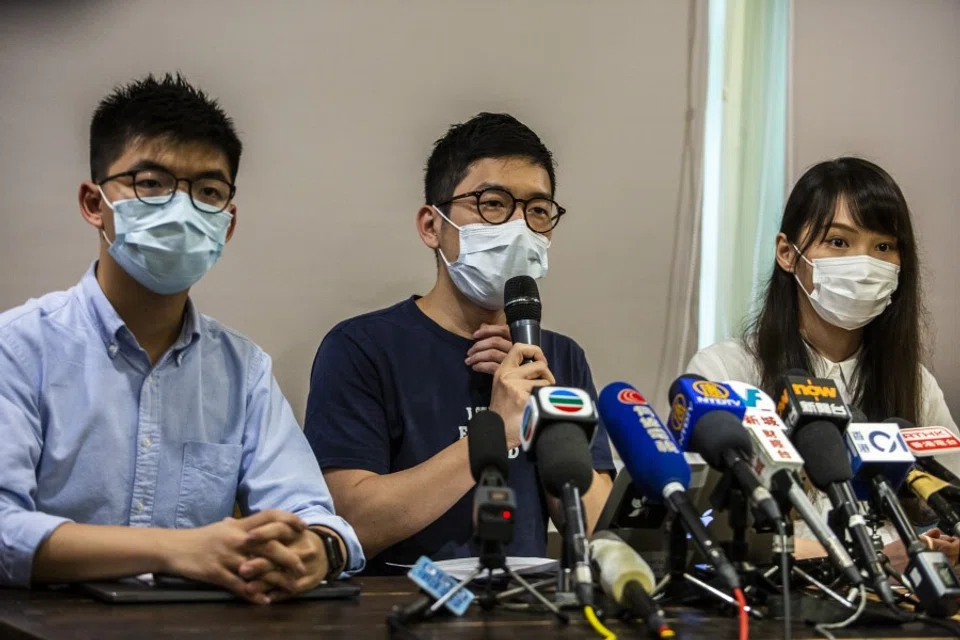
687 157 959 566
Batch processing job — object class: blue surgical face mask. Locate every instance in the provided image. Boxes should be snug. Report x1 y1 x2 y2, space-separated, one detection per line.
432 206 550 310
99 188 233 295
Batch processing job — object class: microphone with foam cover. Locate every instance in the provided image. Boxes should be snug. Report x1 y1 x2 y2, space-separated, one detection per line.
535 422 594 497
598 381 740 590
467 411 516 545
589 531 671 638
775 369 850 435
504 275 542 350
724 381 863 586
906 470 960 537
669 375 782 525
468 410 510 483
793 420 896 606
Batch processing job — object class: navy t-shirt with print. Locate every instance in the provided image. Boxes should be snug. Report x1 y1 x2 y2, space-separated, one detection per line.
304 297 615 575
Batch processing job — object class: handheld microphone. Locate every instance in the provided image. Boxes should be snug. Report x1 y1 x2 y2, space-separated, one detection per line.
468 411 516 544
521 386 596 606
846 422 960 617
598 382 741 590
589 530 672 638
725 381 863 586
668 375 782 525
504 275 541 358
792 420 896 605
775 370 850 436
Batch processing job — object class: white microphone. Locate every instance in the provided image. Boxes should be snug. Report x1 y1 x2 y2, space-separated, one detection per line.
589 531 671 637
725 381 863 586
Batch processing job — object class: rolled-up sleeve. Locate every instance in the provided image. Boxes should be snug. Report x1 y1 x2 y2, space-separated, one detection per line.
0 331 72 586
237 348 365 576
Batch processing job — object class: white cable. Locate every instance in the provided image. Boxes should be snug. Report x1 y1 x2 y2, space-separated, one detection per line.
814 584 867 640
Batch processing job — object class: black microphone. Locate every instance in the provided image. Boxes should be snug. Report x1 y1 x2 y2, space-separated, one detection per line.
520 384 598 606
845 420 960 616
468 411 516 545
535 420 595 607
792 420 897 606
688 411 783 526
775 369 851 436
905 469 960 537
504 276 541 359
668 375 782 525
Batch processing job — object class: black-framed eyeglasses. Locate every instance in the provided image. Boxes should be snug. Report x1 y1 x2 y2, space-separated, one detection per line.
98 168 236 214
436 187 565 234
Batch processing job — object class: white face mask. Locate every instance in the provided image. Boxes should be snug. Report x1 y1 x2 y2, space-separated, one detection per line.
793 244 900 330
433 206 550 310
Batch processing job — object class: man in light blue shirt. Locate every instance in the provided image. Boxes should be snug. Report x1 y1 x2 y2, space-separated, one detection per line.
0 73 363 603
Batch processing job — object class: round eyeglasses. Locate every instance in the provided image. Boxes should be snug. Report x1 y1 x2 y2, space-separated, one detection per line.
435 187 565 234
98 168 236 214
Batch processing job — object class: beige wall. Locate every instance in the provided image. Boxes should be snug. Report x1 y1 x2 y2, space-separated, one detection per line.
792 0 960 414
0 0 705 419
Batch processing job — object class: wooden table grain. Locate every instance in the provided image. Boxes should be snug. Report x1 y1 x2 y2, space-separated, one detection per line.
0 577 956 639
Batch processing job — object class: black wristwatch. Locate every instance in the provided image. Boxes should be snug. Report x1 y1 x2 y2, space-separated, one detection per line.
311 528 346 580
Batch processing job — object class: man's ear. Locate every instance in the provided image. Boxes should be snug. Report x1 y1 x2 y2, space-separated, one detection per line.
775 232 797 273
415 205 441 250
79 181 107 231
225 203 238 242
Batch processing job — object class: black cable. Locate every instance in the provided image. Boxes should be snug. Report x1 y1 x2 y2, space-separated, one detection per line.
915 614 960 638
777 520 792 640
387 595 432 639
387 608 428 640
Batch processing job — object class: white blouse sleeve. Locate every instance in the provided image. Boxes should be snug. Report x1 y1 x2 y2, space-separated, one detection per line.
685 339 760 386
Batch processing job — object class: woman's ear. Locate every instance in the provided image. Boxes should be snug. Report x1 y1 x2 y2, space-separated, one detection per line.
775 233 797 273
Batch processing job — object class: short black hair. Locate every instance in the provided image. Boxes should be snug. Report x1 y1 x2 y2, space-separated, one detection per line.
89 73 242 182
424 113 555 209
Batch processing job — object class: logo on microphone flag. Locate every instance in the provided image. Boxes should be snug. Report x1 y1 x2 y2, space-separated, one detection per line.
617 388 647 405
548 389 584 413
538 386 595 419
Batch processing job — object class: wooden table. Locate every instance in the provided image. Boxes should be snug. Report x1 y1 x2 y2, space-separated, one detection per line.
0 577 956 639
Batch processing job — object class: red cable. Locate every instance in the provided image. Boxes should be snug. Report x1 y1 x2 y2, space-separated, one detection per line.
733 588 749 640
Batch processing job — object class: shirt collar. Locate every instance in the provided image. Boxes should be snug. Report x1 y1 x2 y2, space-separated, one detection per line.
78 261 202 355
803 340 861 388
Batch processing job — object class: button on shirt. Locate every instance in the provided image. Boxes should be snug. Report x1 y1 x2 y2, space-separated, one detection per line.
0 263 364 586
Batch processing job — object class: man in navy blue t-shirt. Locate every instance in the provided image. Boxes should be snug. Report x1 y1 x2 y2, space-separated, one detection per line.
304 113 615 575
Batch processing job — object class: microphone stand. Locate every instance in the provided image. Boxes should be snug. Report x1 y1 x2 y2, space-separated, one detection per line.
554 482 593 609
395 480 568 626
653 478 766 620
758 484 852 615
427 538 568 623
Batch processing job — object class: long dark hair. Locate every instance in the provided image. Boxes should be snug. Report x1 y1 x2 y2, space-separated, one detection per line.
748 157 924 423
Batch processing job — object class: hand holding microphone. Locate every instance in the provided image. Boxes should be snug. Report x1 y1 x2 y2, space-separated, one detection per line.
465 274 542 374
489 343 555 449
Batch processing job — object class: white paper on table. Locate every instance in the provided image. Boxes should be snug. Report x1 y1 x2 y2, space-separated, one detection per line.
386 557 558 582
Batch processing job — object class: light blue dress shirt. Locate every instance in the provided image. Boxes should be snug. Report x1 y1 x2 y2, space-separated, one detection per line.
0 263 364 586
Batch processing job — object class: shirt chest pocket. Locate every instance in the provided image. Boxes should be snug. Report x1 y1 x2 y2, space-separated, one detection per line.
175 442 243 529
